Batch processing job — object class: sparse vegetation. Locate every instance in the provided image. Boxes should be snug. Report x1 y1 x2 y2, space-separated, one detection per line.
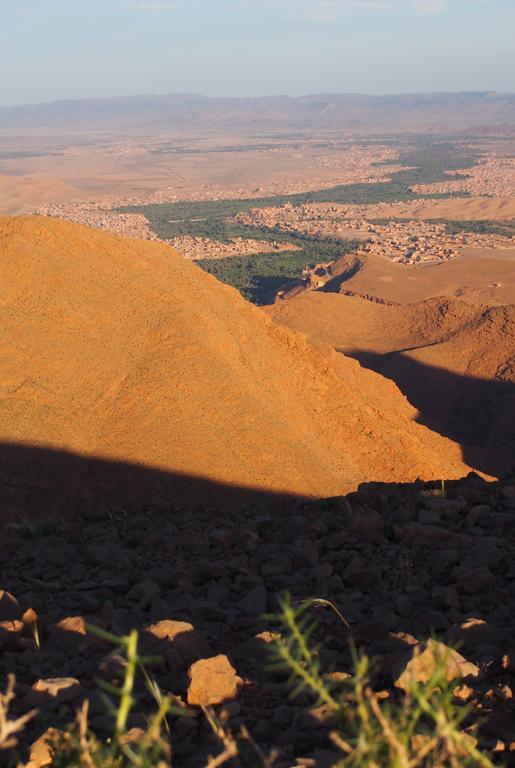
3 471 515 767
272 596 496 768
0 676 36 755
1 600 499 767
48 625 175 767
3 625 265 768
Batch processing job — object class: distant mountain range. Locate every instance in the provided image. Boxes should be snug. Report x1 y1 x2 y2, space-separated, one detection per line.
1 91 514 134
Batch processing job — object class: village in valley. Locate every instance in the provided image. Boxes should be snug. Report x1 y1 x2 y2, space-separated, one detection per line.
236 201 515 266
30 144 515 282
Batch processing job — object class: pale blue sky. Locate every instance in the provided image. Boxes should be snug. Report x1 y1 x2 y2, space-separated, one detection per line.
0 0 513 106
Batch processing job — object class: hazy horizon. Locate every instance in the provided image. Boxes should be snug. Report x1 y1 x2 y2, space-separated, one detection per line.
2 88 515 111
1 0 514 108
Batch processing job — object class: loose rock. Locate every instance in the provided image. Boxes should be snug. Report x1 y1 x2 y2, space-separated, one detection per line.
187 654 243 706
393 639 480 691
26 678 83 708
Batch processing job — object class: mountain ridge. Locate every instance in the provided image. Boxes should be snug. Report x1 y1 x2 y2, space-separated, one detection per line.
1 91 514 133
270 291 515 478
0 215 472 518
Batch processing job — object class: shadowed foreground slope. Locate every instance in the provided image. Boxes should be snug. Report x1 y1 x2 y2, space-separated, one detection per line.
0 216 471 516
2 462 515 765
0 443 304 521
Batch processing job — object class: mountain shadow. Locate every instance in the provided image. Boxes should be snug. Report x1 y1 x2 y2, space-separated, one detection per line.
0 442 308 524
342 349 515 478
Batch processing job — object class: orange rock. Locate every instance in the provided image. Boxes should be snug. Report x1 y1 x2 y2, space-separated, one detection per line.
393 639 479 692
48 616 87 650
26 678 83 708
0 619 23 637
187 655 243 707
453 684 474 702
145 620 211 661
25 728 62 768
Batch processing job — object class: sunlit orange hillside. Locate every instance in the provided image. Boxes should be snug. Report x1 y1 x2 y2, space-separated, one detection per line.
0 216 473 517
270 291 515 477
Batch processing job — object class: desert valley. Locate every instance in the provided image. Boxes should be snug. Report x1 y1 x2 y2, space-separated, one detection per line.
0 81 515 768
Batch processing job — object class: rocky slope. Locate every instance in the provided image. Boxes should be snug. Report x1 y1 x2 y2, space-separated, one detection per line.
0 216 471 519
1 474 515 766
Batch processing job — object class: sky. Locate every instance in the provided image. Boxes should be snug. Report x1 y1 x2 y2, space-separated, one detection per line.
0 0 513 106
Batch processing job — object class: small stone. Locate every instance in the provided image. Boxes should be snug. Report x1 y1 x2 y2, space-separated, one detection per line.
25 728 62 768
238 585 267 617
48 616 87 650
208 528 234 548
144 620 211 661
126 580 161 609
349 507 385 543
462 541 504 569
0 590 21 622
0 619 24 639
394 595 413 617
452 566 494 594
430 549 459 579
326 531 347 550
209 563 225 579
342 556 374 587
393 639 479 692
453 684 474 701
418 508 440 525
494 685 513 701
26 678 83 708
96 654 127 681
445 618 499 653
274 705 295 726
413 608 450 634
187 655 243 706
425 498 466 516
465 504 491 526
232 631 280 664
313 562 333 580
84 544 109 564
22 607 38 625
145 567 176 587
